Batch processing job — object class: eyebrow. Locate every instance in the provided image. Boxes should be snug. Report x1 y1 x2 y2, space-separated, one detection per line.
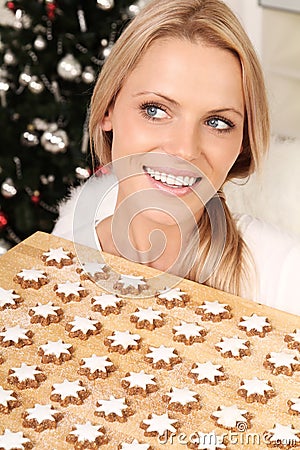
133 91 180 107
133 91 244 118
210 107 244 119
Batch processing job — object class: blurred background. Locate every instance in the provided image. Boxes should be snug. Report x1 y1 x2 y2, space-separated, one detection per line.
0 0 144 252
221 0 300 239
0 0 299 254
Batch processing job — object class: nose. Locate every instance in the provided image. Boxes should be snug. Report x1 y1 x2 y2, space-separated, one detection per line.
164 121 201 162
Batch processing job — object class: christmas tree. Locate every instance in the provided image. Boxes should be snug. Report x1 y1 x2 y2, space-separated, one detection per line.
0 0 141 253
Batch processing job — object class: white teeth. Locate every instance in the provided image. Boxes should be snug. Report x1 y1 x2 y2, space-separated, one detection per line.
166 174 175 185
161 173 167 183
175 176 184 186
144 166 200 187
183 176 189 186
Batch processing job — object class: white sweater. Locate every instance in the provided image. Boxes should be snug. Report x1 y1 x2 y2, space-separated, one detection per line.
52 174 300 316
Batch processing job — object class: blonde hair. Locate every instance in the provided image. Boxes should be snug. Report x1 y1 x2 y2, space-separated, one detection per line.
89 0 270 297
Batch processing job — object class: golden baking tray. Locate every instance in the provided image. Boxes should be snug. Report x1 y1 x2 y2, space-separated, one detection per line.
0 231 299 450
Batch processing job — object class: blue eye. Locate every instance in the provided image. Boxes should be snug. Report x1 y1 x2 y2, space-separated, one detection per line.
140 102 168 120
146 106 159 117
207 117 233 130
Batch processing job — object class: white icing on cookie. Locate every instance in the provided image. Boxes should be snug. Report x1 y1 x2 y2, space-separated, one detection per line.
0 326 30 343
190 362 224 382
119 439 150 449
267 351 299 368
0 386 16 407
16 269 46 282
157 287 187 301
96 395 128 417
55 281 85 296
0 429 31 449
0 287 20 308
211 405 248 428
43 247 72 263
69 421 104 442
117 275 147 289
25 404 60 424
199 301 229 315
67 316 99 334
132 307 163 324
266 424 300 445
107 331 140 349
30 302 60 318
81 355 113 374
195 431 226 450
290 397 300 413
122 371 156 389
173 321 205 339
165 387 198 406
240 377 273 396
146 345 178 364
239 314 270 332
215 336 249 357
51 379 85 400
39 339 72 358
9 363 42 382
82 262 107 276
142 412 178 436
92 294 120 308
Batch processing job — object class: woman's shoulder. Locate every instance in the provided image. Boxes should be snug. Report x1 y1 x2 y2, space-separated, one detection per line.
235 213 300 315
52 173 118 242
235 213 299 250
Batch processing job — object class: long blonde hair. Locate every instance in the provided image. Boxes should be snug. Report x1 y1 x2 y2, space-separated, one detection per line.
89 0 270 297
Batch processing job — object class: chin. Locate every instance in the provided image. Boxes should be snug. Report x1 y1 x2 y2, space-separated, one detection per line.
139 209 178 227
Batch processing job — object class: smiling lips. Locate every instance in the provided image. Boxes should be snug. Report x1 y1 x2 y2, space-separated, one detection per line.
143 165 201 189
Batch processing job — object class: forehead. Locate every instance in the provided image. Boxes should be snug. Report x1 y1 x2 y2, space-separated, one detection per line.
118 38 244 109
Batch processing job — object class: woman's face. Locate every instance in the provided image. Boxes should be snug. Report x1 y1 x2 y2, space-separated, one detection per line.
101 38 245 224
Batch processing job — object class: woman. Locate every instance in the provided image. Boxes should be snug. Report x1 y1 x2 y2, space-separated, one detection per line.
52 0 300 315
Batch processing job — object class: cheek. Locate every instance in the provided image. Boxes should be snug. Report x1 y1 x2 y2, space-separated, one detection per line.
110 120 132 160
111 117 157 160
204 139 242 184
222 155 241 181
214 132 243 169
223 147 242 172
